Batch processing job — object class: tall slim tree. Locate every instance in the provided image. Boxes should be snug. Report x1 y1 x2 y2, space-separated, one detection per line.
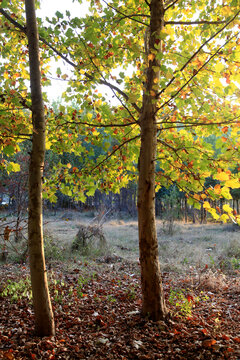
137 0 168 319
25 0 55 336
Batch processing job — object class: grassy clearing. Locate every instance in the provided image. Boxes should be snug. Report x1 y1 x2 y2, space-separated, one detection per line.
1 210 239 274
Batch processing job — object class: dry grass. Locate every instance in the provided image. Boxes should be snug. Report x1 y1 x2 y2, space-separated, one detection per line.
43 212 240 274
1 210 239 274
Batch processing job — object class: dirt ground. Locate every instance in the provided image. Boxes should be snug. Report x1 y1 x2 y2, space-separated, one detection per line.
0 210 240 359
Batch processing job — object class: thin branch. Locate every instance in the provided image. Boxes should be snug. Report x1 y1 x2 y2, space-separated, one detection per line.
157 28 240 111
101 0 149 26
77 33 141 117
0 8 26 32
55 119 138 129
157 119 240 130
0 134 31 140
157 139 217 161
0 8 141 113
90 135 140 173
157 9 240 100
165 20 228 25
164 0 179 12
0 107 27 112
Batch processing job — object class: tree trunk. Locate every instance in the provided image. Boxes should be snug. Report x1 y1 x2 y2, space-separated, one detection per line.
25 0 55 336
138 0 168 321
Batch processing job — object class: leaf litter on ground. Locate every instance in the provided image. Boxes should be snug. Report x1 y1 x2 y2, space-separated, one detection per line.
0 261 239 359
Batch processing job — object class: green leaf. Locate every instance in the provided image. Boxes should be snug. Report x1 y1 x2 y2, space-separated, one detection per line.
55 11 64 19
3 145 15 156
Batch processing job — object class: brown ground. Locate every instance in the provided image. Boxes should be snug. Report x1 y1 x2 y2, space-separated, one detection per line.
0 211 239 359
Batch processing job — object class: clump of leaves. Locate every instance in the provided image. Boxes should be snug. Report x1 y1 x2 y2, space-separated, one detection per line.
1 277 32 302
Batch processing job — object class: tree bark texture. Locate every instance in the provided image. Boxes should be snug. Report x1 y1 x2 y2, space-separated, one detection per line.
138 0 168 320
25 0 55 336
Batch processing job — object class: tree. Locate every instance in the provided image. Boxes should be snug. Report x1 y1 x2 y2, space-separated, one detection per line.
1 0 240 323
40 0 239 321
25 0 55 336
137 0 168 319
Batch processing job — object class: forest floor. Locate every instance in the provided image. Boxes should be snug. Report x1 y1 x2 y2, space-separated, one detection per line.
0 210 240 359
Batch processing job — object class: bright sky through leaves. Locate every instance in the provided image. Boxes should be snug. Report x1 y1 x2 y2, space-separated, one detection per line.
37 0 89 100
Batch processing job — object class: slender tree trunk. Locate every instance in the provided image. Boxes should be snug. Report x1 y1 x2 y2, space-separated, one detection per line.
138 0 168 320
25 0 55 336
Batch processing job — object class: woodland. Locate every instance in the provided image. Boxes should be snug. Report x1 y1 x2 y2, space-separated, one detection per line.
0 0 240 358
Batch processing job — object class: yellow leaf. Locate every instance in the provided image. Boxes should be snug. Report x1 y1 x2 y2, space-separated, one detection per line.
222 204 233 214
220 214 229 223
193 194 200 200
86 113 93 120
221 186 232 200
214 184 221 195
224 179 240 189
214 172 230 181
3 71 8 79
148 53 155 61
66 163 71 169
202 171 211 178
214 62 225 73
80 69 85 74
45 140 51 150
203 201 211 210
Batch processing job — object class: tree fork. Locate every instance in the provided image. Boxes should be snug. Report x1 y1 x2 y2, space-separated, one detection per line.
138 0 168 321
25 0 55 336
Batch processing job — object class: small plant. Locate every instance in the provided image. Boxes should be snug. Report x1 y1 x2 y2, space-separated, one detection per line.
230 257 240 269
169 288 193 318
1 277 32 302
49 277 66 303
208 254 216 267
72 224 107 256
106 294 117 302
76 272 97 298
126 284 137 300
44 231 64 261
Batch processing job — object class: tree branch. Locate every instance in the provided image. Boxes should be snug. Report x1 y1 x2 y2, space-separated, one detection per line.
90 135 140 173
101 0 148 26
55 119 138 129
165 20 228 25
156 9 240 101
157 117 240 130
0 8 141 114
157 28 240 111
164 0 179 12
0 8 26 32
